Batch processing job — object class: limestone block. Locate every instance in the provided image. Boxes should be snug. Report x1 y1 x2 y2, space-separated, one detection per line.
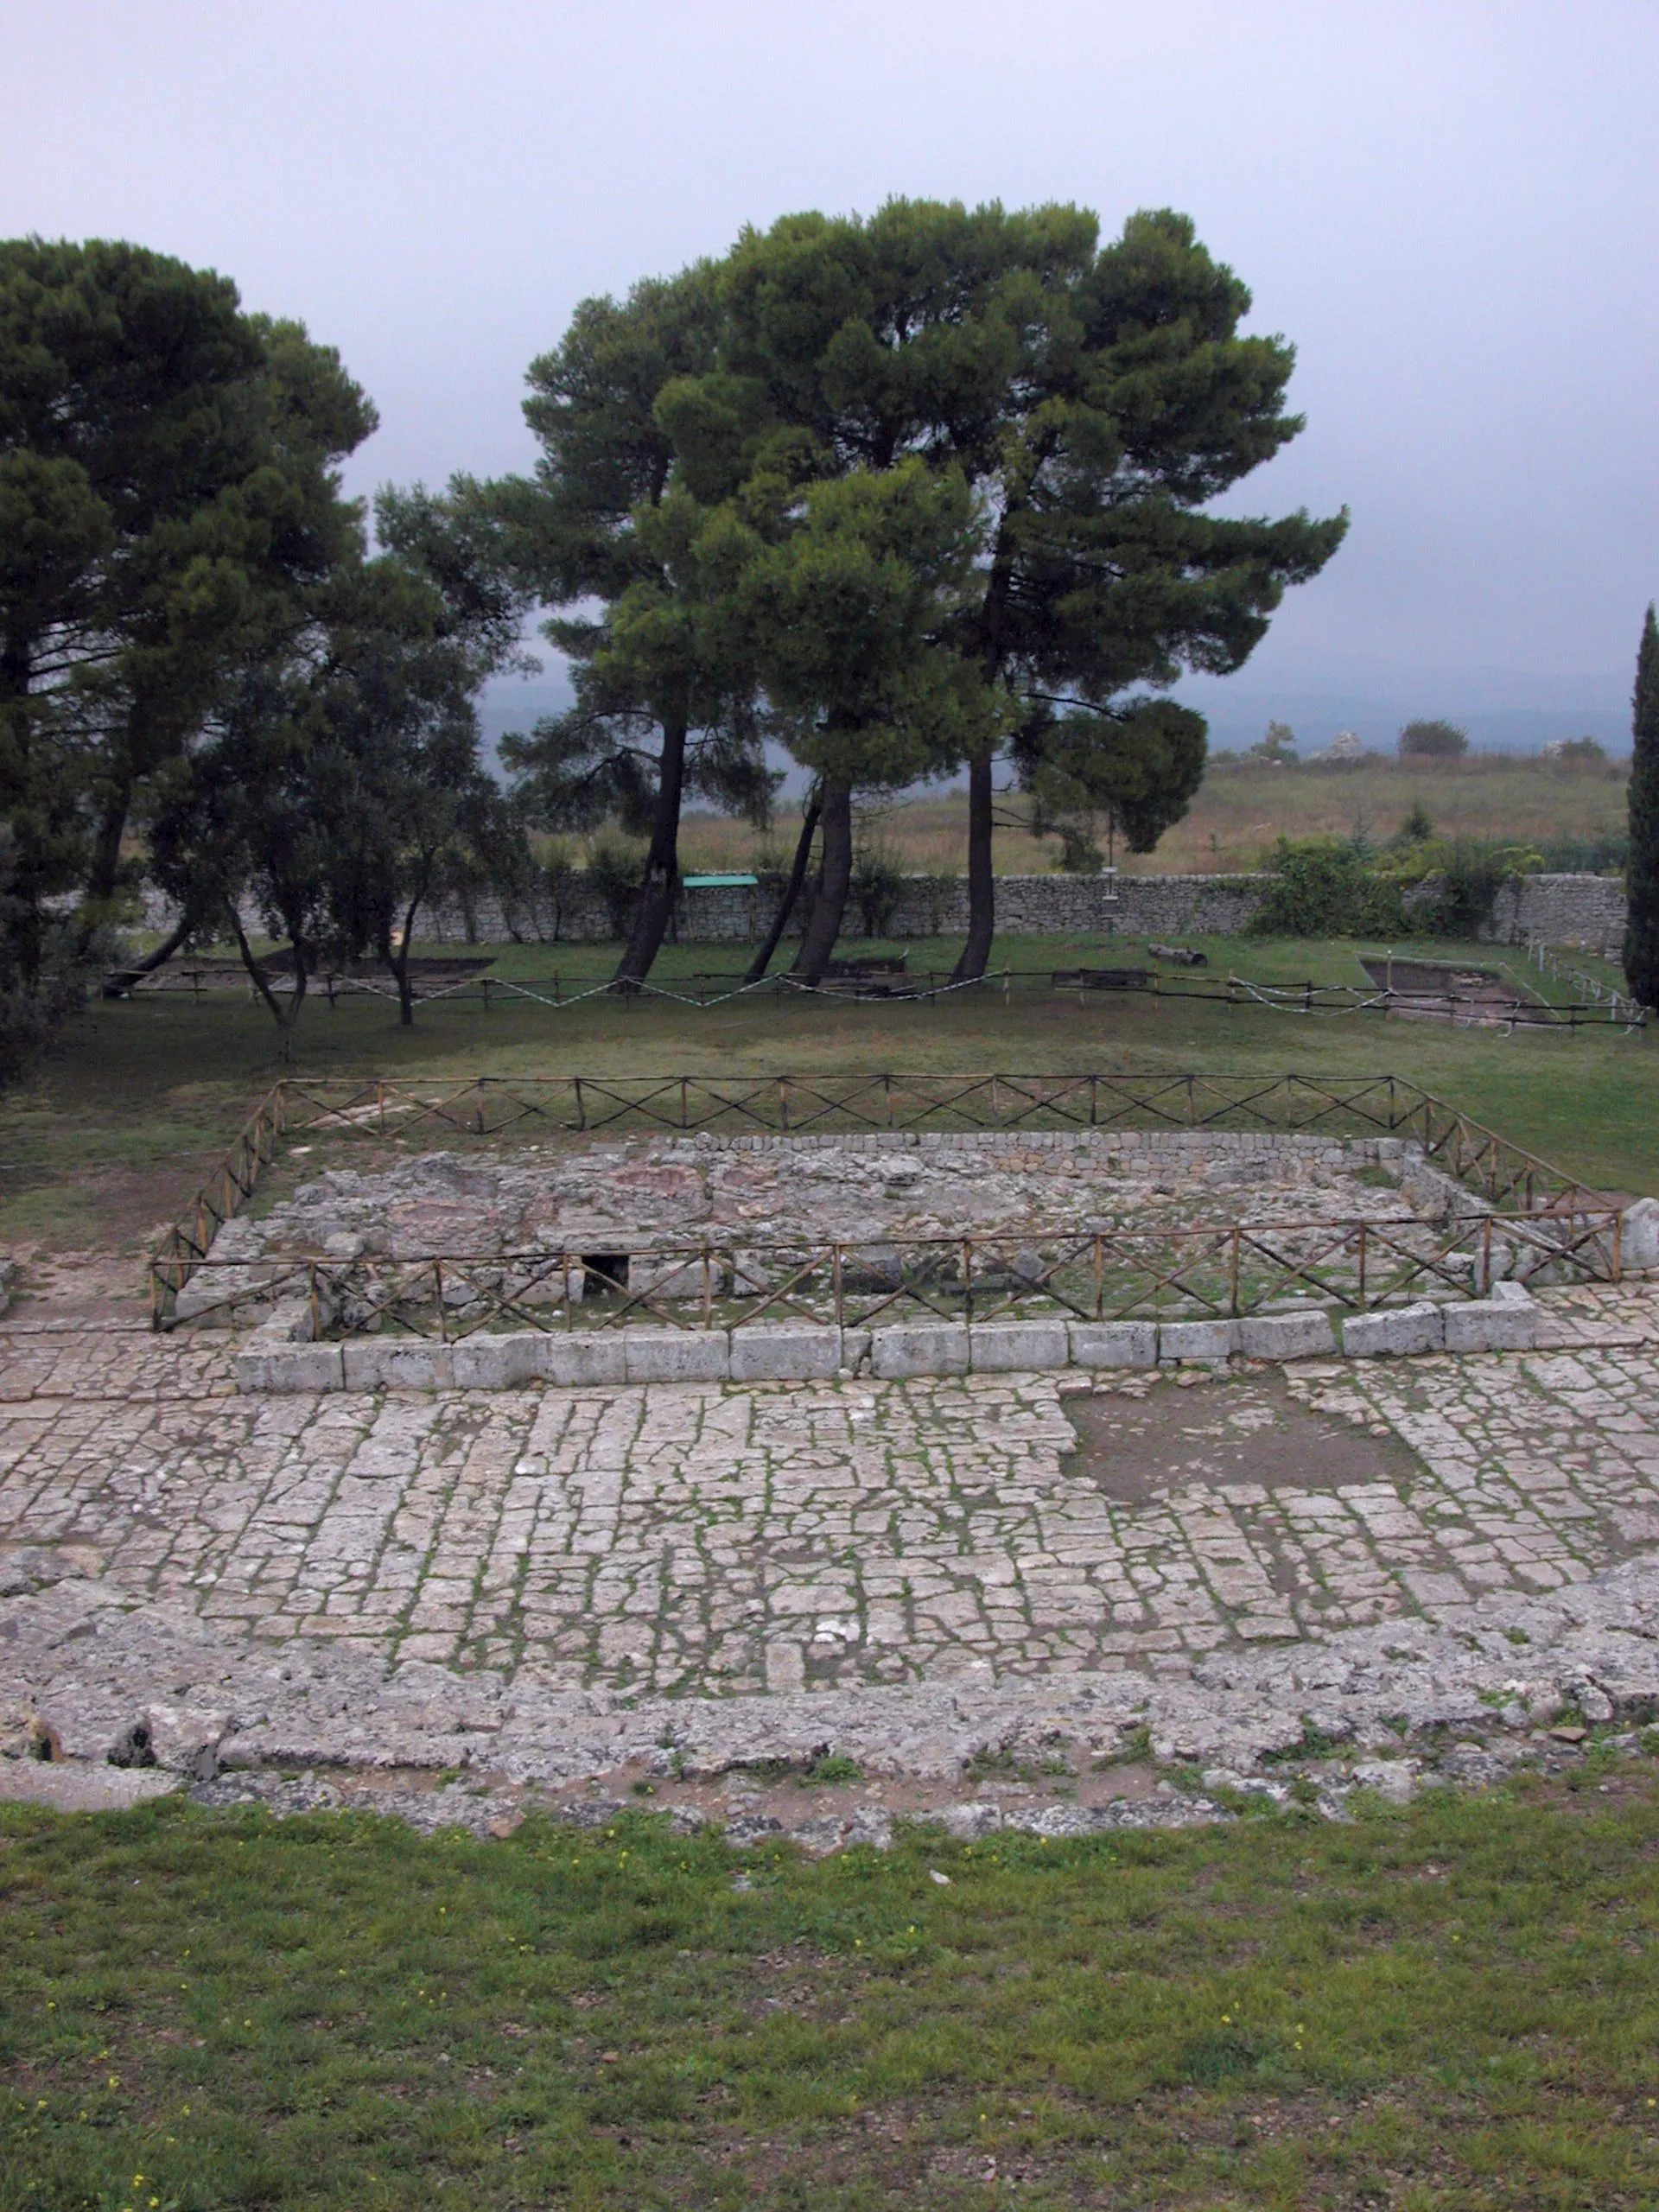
934 1801 1004 1840
1350 1759 1418 1805
1442 1293 1538 1353
1157 1318 1239 1363
144 1702 230 1781
969 1319 1070 1372
449 1333 548 1390
728 1326 842 1382
542 1333 628 1387
869 1322 970 1378
1621 1196 1659 1272
629 1256 714 1301
341 1340 451 1392
621 1328 730 1383
235 1343 344 1394
1067 1319 1157 1370
175 1269 261 1323
260 1294 319 1343
838 1327 873 1375
1236 1310 1337 1361
1340 1302 1444 1357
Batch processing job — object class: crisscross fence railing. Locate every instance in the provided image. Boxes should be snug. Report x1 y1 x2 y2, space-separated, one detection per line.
150 1071 1617 1330
163 1203 1624 1342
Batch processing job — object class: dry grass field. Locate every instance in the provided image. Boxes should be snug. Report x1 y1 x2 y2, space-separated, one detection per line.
663 753 1629 879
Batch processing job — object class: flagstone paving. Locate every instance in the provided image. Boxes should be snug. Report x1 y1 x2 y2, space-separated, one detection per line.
5 1281 1659 1697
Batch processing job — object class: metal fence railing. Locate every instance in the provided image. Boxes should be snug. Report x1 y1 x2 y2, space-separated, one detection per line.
149 1071 1618 1332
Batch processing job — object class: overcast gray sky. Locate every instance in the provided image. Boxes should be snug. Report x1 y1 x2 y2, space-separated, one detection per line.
7 1 1656 745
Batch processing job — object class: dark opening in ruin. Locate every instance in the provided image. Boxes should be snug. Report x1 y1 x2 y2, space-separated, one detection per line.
107 1721 156 1770
582 1253 630 1293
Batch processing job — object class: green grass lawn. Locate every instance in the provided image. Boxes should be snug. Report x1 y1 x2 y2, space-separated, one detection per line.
3 1764 1659 2210
8 931 1654 1252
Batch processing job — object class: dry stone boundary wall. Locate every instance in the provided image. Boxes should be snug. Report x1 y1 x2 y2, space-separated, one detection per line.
138 871 1627 951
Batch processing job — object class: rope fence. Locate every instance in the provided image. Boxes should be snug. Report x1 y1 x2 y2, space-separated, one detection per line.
112 955 1651 1027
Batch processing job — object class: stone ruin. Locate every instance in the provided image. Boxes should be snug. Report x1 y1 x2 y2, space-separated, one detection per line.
164 1126 1604 1391
213 1126 1461 1268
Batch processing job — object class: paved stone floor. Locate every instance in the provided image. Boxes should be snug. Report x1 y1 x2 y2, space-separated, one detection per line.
5 1281 1659 1699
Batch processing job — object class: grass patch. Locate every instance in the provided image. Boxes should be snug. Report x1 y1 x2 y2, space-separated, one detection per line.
3 1774 1659 2207
9 929 1655 1259
670 753 1630 878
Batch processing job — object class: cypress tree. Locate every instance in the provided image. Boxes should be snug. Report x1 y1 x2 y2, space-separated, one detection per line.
1624 605 1659 1007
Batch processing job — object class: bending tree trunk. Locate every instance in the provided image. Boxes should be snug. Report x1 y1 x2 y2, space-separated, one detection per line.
613 716 689 988
791 780 852 987
230 909 308 1062
745 792 821 982
125 909 196 979
951 748 996 982
382 879 430 1028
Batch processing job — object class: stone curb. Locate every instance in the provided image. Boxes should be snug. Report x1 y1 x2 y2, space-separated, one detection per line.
234 1292 1539 1393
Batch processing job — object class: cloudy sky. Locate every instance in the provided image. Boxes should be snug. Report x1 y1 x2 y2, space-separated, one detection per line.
7 1 1656 748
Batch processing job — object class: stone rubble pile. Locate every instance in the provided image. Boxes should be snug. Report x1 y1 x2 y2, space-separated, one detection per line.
211 1131 1450 1268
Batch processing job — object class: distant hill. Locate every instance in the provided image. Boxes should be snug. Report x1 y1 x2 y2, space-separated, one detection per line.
475 666 1635 799
476 678 570 774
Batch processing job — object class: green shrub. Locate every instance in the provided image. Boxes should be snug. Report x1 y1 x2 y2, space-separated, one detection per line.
1539 831 1627 874
584 834 645 938
1249 839 1409 938
1399 718 1469 759
852 843 905 937
1423 839 1538 937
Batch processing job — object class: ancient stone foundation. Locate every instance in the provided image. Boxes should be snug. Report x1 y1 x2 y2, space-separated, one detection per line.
176 1127 1572 1392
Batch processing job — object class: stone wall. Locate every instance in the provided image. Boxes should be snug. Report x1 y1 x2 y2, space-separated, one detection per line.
1486 873 1627 952
140 869 1628 950
403 869 1277 944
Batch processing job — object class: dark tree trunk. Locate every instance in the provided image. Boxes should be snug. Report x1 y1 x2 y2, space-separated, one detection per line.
230 908 308 1061
745 792 821 982
952 499 1029 984
1624 605 1659 1007
613 716 688 988
951 749 996 982
393 942 415 1027
791 780 852 986
382 878 429 1027
127 910 195 978
85 784 130 906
